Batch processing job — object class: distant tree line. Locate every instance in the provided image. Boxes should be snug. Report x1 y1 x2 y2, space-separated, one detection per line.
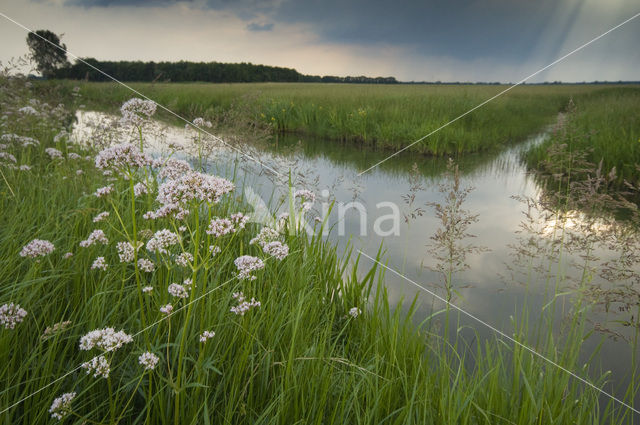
51 58 399 84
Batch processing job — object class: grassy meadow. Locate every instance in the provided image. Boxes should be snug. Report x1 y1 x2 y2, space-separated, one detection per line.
2 74 640 424
50 81 638 156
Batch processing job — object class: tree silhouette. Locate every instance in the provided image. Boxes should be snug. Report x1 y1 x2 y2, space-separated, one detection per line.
26 30 69 77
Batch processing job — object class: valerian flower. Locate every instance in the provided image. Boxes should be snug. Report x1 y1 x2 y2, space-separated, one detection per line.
262 241 289 260
79 327 133 352
93 212 110 223
168 283 188 299
91 257 108 271
94 185 114 198
230 292 261 316
146 229 180 254
234 255 265 281
20 239 54 258
0 303 27 329
82 355 110 379
49 392 76 421
199 330 215 342
120 98 157 127
79 230 108 247
157 171 234 207
138 352 159 370
95 143 153 174
137 258 155 272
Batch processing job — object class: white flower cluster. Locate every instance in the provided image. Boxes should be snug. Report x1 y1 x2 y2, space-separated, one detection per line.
18 106 38 115
168 283 189 298
146 229 180 254
94 184 114 198
116 241 142 263
209 245 221 256
143 203 190 221
137 258 155 272
0 151 16 164
0 303 27 329
249 227 280 248
49 392 76 421
68 152 82 160
294 189 316 211
1 133 40 147
160 304 173 315
79 229 109 247
95 143 153 174
92 211 110 223
142 286 154 293
230 292 261 316
157 171 234 207
82 354 110 379
262 241 289 260
174 252 193 267
156 157 192 180
199 330 215 342
63 252 73 259
91 257 108 271
120 98 157 127
138 351 159 370
79 327 133 352
234 255 265 281
206 213 248 238
348 307 361 318
45 147 63 160
133 182 148 197
19 165 31 171
19 239 55 258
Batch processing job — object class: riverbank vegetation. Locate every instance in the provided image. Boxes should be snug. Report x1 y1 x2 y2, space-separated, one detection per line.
49 81 640 157
2 74 639 424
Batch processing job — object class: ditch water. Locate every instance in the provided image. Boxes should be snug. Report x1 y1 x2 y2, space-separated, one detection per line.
74 111 639 410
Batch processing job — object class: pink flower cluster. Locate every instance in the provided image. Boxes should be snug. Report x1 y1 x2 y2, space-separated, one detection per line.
157 171 234 206
230 292 261 316
206 213 247 237
79 229 109 247
262 241 289 260
120 98 157 127
19 239 55 258
95 143 153 173
234 255 265 281
146 229 180 254
156 157 192 180
0 302 27 329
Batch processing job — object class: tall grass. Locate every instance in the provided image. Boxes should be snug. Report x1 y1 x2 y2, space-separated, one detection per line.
49 81 640 156
525 89 640 188
0 75 636 424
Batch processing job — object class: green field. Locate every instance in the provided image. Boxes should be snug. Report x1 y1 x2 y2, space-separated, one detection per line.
53 81 639 156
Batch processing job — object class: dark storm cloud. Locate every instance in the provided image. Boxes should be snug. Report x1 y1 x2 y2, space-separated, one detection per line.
60 0 640 68
62 0 568 60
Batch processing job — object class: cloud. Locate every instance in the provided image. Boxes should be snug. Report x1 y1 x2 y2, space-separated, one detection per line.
2 0 638 82
246 22 274 32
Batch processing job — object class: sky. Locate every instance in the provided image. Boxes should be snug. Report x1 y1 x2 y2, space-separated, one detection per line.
0 0 639 82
